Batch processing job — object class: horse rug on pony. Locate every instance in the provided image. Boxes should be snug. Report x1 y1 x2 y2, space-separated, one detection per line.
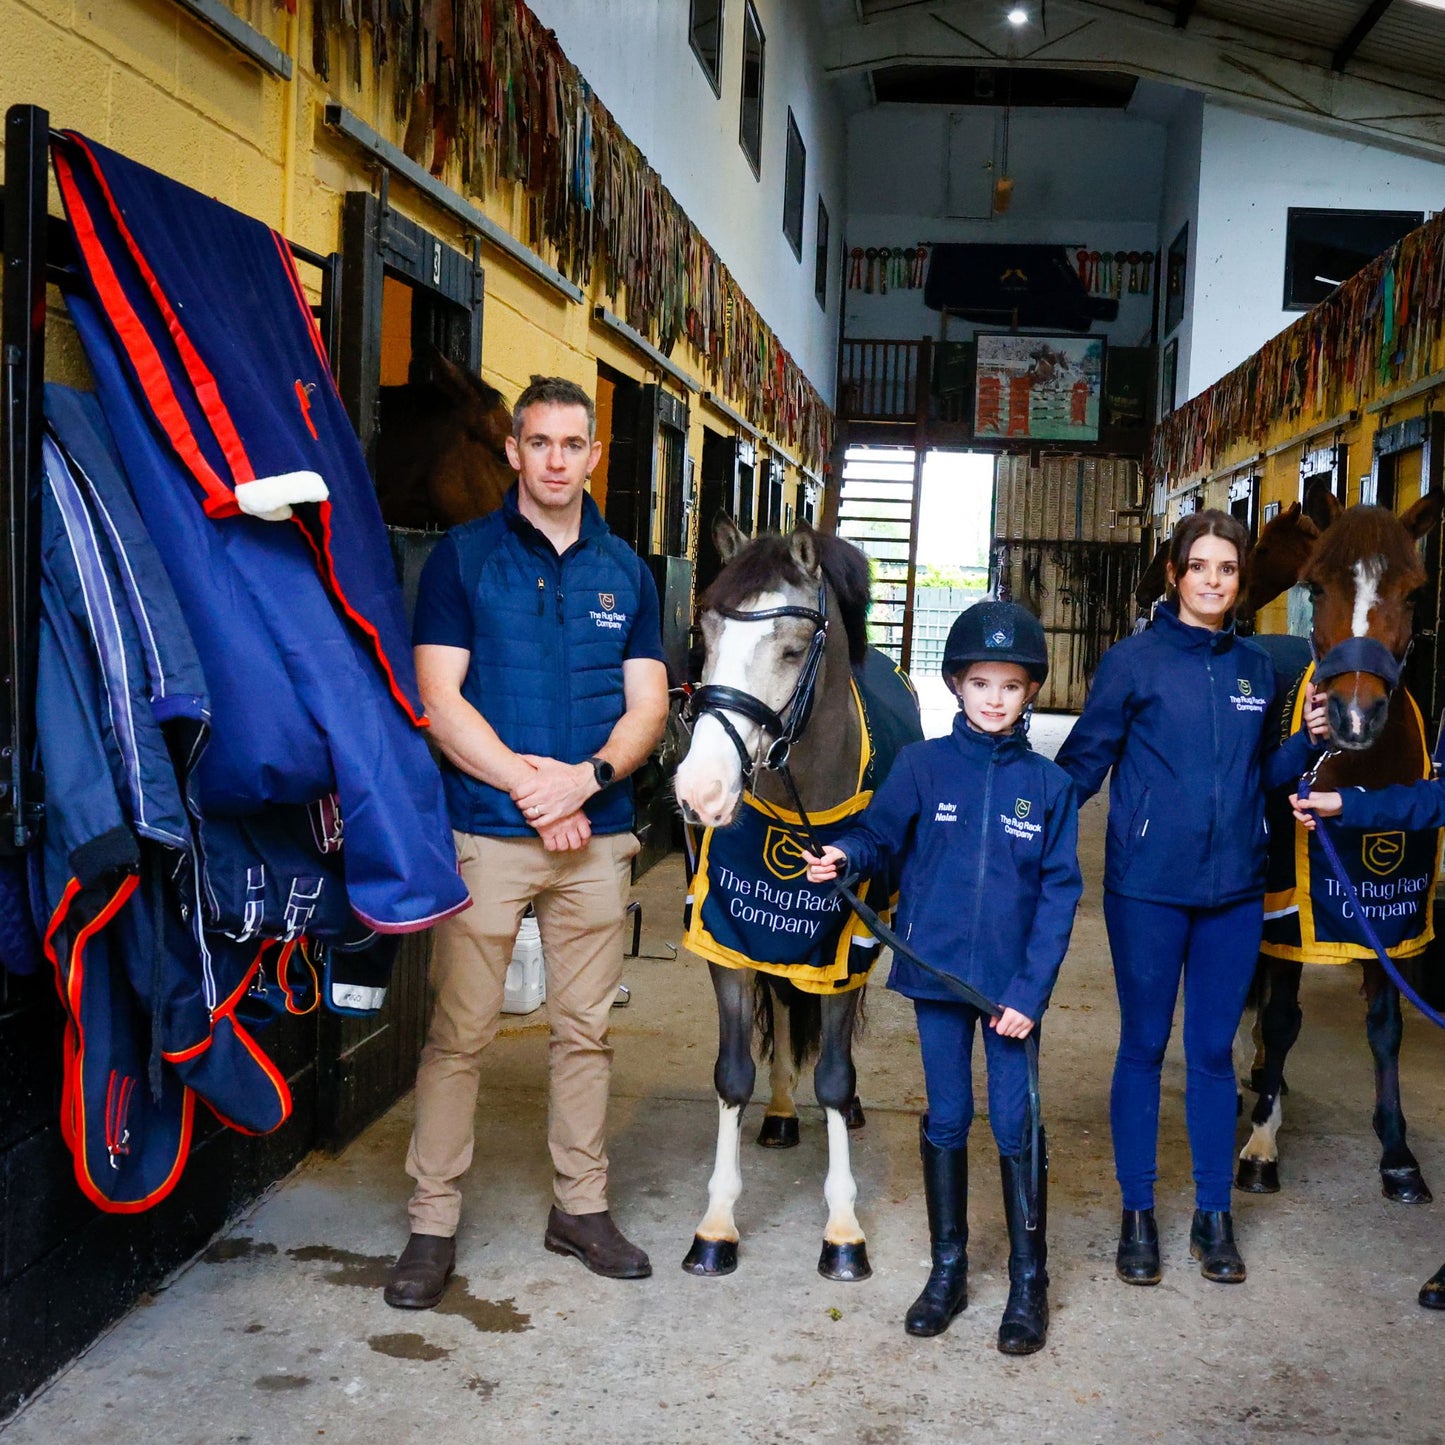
1263 659 1441 963
683 649 923 993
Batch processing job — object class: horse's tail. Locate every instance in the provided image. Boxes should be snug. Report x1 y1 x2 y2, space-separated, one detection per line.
754 976 822 1069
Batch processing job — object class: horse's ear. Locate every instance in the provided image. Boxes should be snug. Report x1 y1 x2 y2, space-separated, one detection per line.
1302 478 1342 532
789 521 821 579
1402 488 1445 540
713 513 747 563
1279 501 1320 539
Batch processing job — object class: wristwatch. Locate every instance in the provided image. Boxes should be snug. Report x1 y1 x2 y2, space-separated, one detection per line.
588 756 616 789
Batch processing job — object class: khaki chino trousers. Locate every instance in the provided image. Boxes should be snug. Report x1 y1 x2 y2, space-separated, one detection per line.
406 829 638 1236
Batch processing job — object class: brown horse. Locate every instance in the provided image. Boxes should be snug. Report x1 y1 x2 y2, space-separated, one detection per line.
1237 491 1444 1203
375 346 514 528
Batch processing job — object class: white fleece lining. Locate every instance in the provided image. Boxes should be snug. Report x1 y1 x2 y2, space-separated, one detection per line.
234 470 329 521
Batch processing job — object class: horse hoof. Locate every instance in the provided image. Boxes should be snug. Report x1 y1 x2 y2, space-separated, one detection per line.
818 1241 871 1282
844 1096 866 1131
682 1236 738 1276
1381 1167 1433 1204
1235 1157 1280 1194
757 1115 800 1149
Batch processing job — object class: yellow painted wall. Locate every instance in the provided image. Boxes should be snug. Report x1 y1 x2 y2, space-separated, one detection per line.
1 0 810 558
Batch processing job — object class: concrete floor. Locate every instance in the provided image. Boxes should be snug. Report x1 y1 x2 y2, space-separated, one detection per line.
5 714 1445 1444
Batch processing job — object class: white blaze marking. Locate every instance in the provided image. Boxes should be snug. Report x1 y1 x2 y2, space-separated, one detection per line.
1351 558 1383 638
674 591 786 816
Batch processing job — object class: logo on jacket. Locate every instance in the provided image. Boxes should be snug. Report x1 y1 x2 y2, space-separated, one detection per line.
763 826 809 881
1014 798 1032 820
599 592 615 611
1363 831 1405 877
1229 678 1266 712
987 624 1014 648
1237 678 1252 697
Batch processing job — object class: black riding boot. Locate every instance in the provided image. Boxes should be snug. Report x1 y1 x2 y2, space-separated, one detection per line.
1116 1208 1161 1285
904 1120 969 1337
997 1145 1049 1355
1189 1209 1246 1283
1419 1262 1445 1310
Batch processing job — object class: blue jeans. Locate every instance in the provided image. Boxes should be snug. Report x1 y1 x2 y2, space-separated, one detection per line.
1103 891 1262 1212
914 999 1035 1155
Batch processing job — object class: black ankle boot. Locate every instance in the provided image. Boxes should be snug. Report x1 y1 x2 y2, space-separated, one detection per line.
997 1137 1049 1355
1420 1262 1445 1310
904 1119 969 1337
1189 1209 1246 1283
1116 1208 1161 1285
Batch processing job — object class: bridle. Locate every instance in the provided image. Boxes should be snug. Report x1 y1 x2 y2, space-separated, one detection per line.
1310 632 1407 691
684 582 830 784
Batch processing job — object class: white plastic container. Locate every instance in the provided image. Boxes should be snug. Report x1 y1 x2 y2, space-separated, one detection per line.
502 911 546 1015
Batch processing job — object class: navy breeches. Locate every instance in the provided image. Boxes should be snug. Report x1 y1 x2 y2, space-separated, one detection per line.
1103 891 1262 1213
914 999 1035 1155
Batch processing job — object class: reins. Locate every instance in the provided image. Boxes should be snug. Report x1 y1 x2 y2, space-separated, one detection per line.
685 591 1045 1228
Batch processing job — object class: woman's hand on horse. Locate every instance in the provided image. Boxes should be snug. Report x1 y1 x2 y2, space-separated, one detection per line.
1290 790 1342 828
991 1007 1035 1039
803 846 846 882
511 754 597 826
1302 682 1330 741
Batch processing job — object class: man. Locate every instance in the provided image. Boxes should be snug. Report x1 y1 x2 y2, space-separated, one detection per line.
384 375 669 1308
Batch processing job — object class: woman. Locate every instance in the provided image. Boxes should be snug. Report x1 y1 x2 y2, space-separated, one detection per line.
1057 510 1324 1286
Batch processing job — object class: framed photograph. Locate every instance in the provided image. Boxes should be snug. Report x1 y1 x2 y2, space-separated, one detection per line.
1165 223 1188 336
973 332 1106 443
1161 336 1178 417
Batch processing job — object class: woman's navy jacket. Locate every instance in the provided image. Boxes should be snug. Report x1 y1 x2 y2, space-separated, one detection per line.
832 716 1082 1021
413 486 664 837
1056 603 1317 908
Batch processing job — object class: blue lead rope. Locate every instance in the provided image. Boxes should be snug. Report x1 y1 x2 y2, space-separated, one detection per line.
1297 775 1445 1031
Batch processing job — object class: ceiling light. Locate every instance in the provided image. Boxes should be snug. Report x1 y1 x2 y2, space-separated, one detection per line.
1007 6 1029 23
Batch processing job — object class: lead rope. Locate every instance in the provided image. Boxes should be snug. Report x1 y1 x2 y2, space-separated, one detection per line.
770 757 1045 1231
1298 757 1445 1032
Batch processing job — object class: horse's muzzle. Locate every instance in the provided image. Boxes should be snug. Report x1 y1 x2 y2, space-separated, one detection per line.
1326 691 1389 750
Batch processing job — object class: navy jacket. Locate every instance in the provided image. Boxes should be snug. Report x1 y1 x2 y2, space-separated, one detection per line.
1339 779 1445 831
414 486 664 836
1056 603 1317 908
832 715 1082 1020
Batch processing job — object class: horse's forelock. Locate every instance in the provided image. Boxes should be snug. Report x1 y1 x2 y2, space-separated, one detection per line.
1304 506 1425 598
703 531 870 665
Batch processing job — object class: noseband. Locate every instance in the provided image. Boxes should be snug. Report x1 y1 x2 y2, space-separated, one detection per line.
1311 633 1406 690
685 582 829 783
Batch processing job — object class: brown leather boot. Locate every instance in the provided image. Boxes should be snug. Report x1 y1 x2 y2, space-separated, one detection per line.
383 1233 455 1309
544 1207 652 1279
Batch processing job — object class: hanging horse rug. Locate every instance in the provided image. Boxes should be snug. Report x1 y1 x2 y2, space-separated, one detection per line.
683 651 923 994
1262 659 1441 964
30 135 468 1212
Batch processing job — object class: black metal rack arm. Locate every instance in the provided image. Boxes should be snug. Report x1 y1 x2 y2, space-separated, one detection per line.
1 104 49 852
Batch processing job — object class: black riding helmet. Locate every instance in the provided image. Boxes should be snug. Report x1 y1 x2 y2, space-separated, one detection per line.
941 600 1049 684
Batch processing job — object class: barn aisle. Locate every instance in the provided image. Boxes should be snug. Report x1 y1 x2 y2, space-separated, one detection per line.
4 729 1443 1444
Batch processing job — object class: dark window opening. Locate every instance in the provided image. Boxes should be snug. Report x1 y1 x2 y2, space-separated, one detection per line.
740 1 765 176
689 0 724 97
783 110 805 259
814 199 830 308
1283 207 1423 312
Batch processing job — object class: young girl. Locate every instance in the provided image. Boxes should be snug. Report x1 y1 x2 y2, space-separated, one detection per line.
1056 510 1324 1288
805 600 1081 1354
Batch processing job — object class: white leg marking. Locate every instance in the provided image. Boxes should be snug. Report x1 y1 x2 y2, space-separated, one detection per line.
822 1106 865 1245
1351 558 1382 639
696 1100 744 1242
1239 1095 1284 1164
